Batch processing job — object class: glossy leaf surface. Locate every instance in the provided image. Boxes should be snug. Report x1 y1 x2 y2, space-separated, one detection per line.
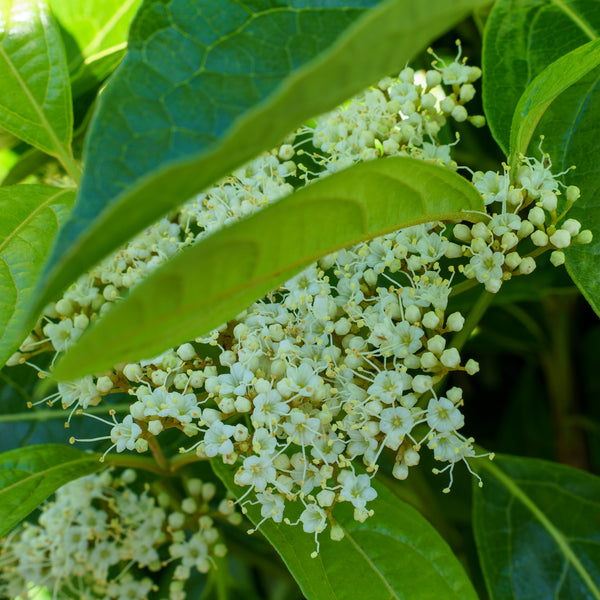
509 39 600 167
482 0 600 156
213 460 478 600
53 157 484 379
0 0 73 156
0 185 75 368
36 0 489 319
473 454 600 600
0 444 103 537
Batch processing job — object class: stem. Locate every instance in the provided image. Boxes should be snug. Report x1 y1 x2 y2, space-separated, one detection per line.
55 145 82 185
540 296 587 468
0 402 132 423
450 290 494 352
104 453 171 476
170 451 209 472
147 434 170 473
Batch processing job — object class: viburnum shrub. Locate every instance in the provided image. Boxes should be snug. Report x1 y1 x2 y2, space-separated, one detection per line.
0 1 599 599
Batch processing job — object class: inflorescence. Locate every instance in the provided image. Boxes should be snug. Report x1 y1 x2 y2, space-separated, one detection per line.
2 42 592 597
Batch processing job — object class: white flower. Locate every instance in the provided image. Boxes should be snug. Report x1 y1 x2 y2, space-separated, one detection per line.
299 504 327 534
110 415 142 452
204 421 236 457
426 397 464 433
339 473 377 510
235 455 276 491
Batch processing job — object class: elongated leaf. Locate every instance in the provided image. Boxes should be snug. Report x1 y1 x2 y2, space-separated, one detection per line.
473 454 600 600
0 444 103 538
539 67 600 316
35 0 490 322
0 0 73 157
509 39 600 167
482 0 600 156
53 157 485 379
0 185 75 368
213 460 478 600
49 0 141 75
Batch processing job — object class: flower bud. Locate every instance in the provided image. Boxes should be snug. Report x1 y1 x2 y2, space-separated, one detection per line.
465 359 480 375
451 105 468 122
96 376 113 393
518 256 536 274
528 206 546 227
177 343 196 361
123 363 143 381
440 348 461 368
550 251 565 266
404 305 421 323
501 232 519 250
422 311 440 329
576 230 593 244
540 190 557 211
518 220 535 238
566 185 580 202
531 230 549 247
561 218 581 237
549 229 571 248
446 312 465 332
505 252 521 270
453 223 472 242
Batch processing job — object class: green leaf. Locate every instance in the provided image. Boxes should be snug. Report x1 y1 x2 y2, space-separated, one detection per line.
49 0 141 76
53 156 484 380
509 38 600 168
213 460 478 600
482 0 600 156
539 67 600 316
35 0 489 320
0 444 104 538
0 0 74 158
0 185 75 368
472 454 600 600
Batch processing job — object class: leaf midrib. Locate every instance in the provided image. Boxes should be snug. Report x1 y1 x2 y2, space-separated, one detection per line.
482 460 600 599
550 0 598 40
0 16 69 156
0 188 72 255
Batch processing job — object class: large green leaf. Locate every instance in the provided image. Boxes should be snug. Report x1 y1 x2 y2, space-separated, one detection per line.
0 0 73 159
213 460 478 600
473 454 600 600
0 185 75 368
482 0 600 156
35 0 489 321
53 156 485 380
0 444 104 538
509 39 600 168
539 67 600 316
49 0 141 75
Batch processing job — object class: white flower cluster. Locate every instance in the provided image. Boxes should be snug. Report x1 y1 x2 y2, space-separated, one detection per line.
0 470 237 599
8 44 592 562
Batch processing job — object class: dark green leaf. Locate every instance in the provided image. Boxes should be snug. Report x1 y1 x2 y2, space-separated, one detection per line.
0 444 103 537
0 185 75 368
36 0 489 319
473 454 600 600
213 460 478 600
53 156 485 379
482 0 600 155
0 0 74 158
509 39 600 167
538 67 600 316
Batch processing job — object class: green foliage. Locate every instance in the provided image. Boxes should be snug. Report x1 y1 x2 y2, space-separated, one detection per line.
0 0 73 157
483 0 600 314
33 0 488 321
0 186 75 366
53 157 484 379
214 460 478 600
0 444 104 538
0 1 599 599
473 455 600 600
